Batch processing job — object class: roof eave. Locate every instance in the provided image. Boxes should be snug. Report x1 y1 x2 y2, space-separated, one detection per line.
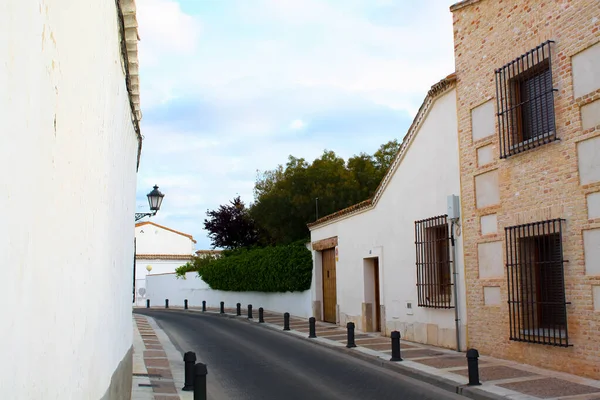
116 0 143 170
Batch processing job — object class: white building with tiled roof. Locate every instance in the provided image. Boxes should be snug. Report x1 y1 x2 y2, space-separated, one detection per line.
134 221 197 306
308 74 468 351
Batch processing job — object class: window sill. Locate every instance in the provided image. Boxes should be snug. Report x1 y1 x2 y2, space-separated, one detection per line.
508 130 556 154
520 328 567 339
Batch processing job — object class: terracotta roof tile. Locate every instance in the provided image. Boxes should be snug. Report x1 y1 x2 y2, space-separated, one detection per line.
136 254 192 260
307 199 373 228
135 221 197 243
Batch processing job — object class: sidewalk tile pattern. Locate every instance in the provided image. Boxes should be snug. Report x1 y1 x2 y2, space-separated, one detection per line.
133 314 181 400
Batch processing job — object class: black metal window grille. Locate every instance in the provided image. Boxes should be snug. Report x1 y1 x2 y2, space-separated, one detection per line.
415 215 454 309
495 40 557 158
505 219 570 347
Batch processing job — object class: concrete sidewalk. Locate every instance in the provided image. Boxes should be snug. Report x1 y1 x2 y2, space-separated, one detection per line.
132 313 191 400
170 305 600 400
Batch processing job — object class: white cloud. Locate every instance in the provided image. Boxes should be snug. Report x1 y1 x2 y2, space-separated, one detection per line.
137 0 201 62
289 119 306 130
135 0 458 248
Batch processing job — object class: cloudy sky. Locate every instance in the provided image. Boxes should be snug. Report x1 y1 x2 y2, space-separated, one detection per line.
134 0 457 250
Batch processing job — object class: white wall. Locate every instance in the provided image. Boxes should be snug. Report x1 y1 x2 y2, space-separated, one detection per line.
0 1 137 398
146 272 313 318
135 258 190 306
310 88 467 350
135 223 196 255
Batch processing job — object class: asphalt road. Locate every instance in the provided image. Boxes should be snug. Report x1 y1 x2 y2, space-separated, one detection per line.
134 309 467 400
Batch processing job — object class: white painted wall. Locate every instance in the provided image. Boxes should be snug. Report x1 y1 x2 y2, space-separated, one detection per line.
135 223 196 255
0 1 137 398
309 88 467 350
135 258 190 306
146 272 313 318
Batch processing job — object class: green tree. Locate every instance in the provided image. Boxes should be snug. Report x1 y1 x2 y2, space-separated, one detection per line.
248 139 402 246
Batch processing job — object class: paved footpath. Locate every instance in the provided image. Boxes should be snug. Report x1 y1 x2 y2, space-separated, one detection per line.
143 304 600 400
132 313 191 400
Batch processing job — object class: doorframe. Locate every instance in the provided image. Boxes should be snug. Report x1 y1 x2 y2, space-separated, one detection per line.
321 247 338 324
311 236 338 323
362 246 384 332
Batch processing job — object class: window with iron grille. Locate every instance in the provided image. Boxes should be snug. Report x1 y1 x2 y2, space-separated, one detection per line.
495 40 557 158
505 219 570 347
415 215 453 309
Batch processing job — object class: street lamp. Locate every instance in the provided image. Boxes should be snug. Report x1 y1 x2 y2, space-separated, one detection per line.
133 186 164 304
135 185 165 221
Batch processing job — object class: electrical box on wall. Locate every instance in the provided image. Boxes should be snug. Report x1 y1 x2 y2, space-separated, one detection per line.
447 194 460 220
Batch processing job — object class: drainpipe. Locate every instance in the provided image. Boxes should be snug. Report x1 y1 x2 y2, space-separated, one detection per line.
450 220 461 352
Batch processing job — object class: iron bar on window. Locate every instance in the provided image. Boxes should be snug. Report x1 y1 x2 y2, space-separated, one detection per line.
495 40 557 158
505 218 570 347
415 215 454 309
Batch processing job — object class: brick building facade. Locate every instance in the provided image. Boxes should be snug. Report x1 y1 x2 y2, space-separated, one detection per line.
451 0 600 378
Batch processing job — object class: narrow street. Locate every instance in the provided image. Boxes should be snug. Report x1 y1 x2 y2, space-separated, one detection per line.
134 309 466 400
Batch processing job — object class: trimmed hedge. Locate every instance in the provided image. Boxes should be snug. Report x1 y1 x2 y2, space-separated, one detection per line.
198 242 312 292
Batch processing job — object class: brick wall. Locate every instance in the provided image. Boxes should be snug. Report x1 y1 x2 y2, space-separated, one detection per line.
451 0 600 378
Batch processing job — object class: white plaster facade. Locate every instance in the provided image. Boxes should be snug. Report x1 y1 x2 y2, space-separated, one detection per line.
0 0 141 398
309 78 468 350
134 221 196 306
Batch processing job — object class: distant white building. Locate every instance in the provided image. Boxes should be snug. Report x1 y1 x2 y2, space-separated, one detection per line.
134 221 197 306
308 74 468 351
0 0 142 398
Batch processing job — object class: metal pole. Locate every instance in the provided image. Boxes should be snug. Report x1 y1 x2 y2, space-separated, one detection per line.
182 352 196 391
184 299 188 310
165 299 169 309
467 349 481 385
451 220 461 352
390 331 402 361
248 304 253 319
284 313 290 331
202 300 206 312
220 301 224 314
236 303 241 316
308 317 317 338
258 307 264 323
346 322 356 348
146 299 150 308
193 362 208 400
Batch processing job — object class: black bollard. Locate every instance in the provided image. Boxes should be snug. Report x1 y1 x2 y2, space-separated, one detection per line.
193 362 208 400
390 331 402 361
184 299 188 310
165 299 169 309
236 303 241 316
467 349 481 385
308 317 317 338
220 301 224 314
346 322 357 348
248 304 253 319
202 300 206 312
284 313 290 331
146 299 150 308
182 351 197 391
259 307 264 323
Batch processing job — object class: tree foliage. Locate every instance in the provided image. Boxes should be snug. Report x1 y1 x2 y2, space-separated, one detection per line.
203 196 259 250
250 139 401 245
176 242 313 292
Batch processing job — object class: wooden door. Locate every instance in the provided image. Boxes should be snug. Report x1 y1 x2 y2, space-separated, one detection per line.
322 248 337 323
374 258 381 332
